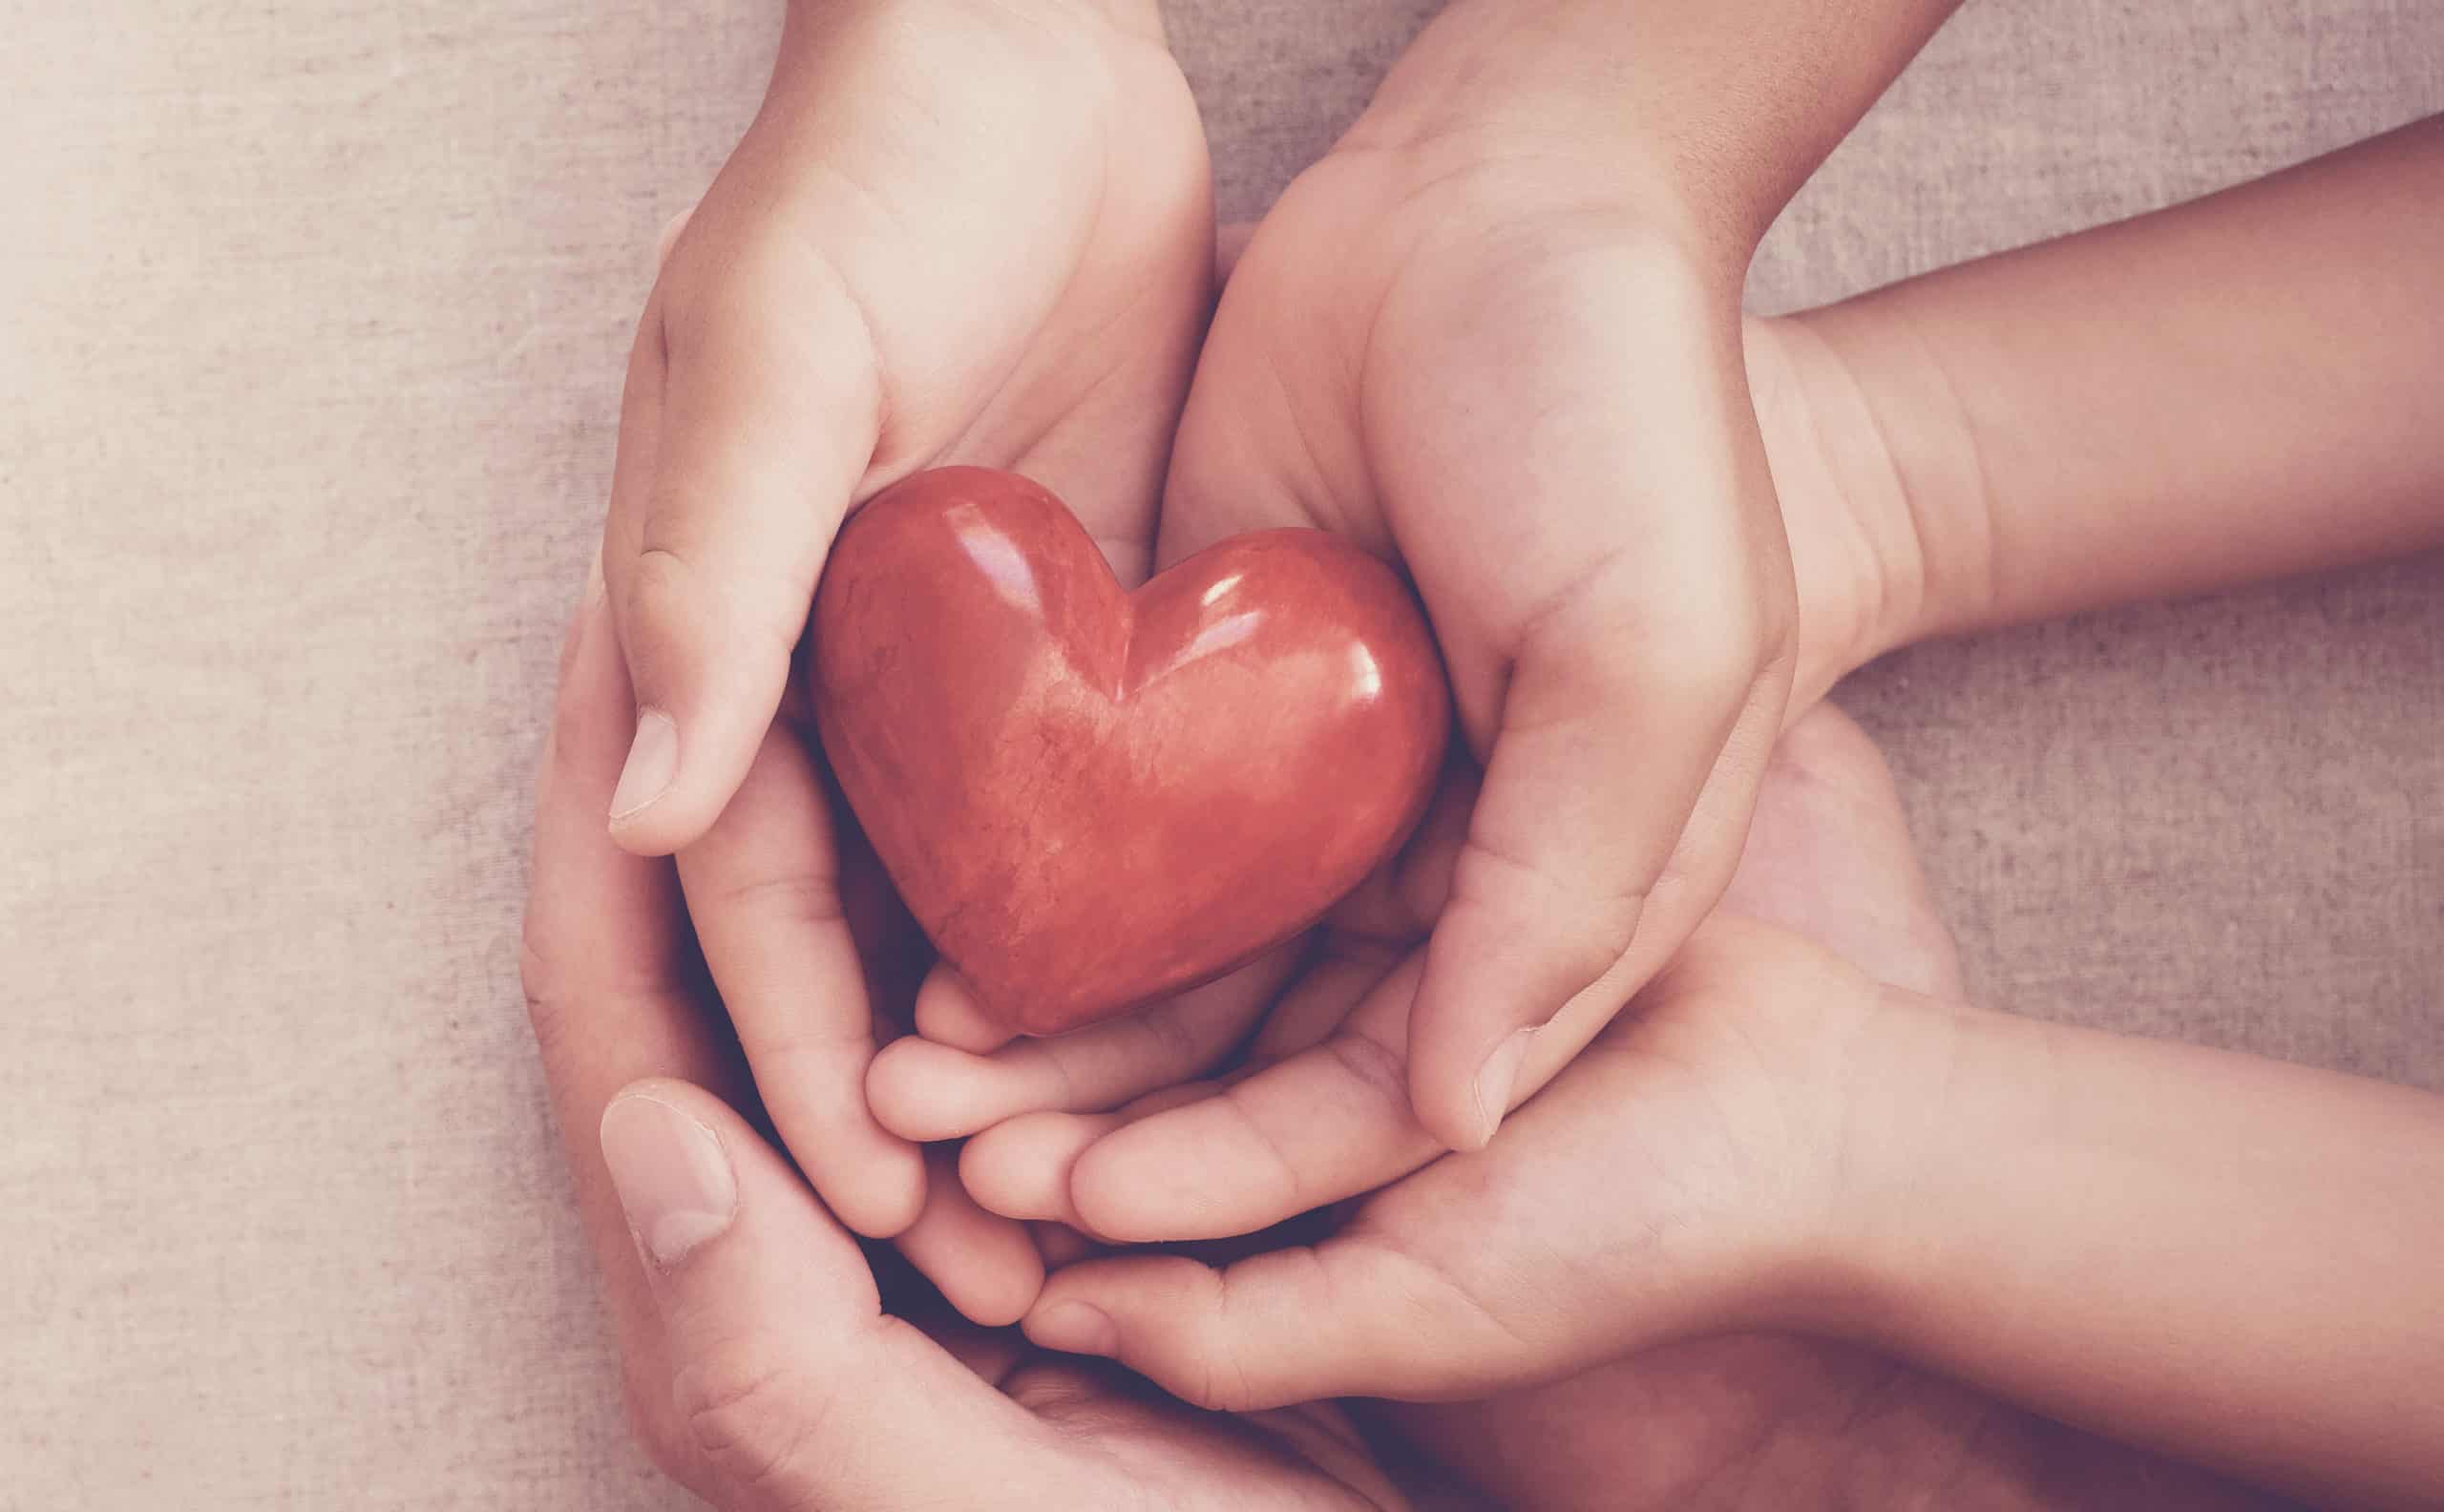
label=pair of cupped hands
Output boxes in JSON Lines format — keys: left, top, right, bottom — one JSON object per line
{"left": 524, "top": 1, "right": 2004, "bottom": 1505}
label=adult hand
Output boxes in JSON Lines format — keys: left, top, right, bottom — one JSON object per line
{"left": 523, "top": 585, "right": 1413, "bottom": 1511}
{"left": 592, "top": 0, "right": 1212, "bottom": 1249}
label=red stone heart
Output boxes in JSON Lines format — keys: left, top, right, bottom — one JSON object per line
{"left": 811, "top": 467, "right": 1450, "bottom": 1038}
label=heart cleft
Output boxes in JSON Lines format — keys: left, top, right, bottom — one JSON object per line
{"left": 811, "top": 466, "right": 1450, "bottom": 1038}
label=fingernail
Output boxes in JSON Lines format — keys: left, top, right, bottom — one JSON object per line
{"left": 1028, "top": 1300, "right": 1118, "bottom": 1357}
{"left": 1466, "top": 1028, "right": 1536, "bottom": 1150}
{"left": 600, "top": 1093, "right": 737, "bottom": 1267}
{"left": 609, "top": 709, "right": 677, "bottom": 823}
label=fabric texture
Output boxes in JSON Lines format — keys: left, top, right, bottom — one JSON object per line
{"left": 4, "top": 2, "right": 2436, "bottom": 1506}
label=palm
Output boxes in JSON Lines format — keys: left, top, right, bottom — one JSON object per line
{"left": 1351, "top": 711, "right": 2273, "bottom": 1512}
{"left": 626, "top": 0, "right": 1216, "bottom": 1292}
{"left": 762, "top": 1, "right": 1212, "bottom": 562}
{"left": 955, "top": 1343, "right": 1409, "bottom": 1511}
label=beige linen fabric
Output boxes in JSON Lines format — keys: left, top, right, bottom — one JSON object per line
{"left": 3, "top": 2, "right": 2436, "bottom": 1506}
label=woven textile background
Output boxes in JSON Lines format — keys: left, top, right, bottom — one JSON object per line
{"left": 4, "top": 2, "right": 2436, "bottom": 1505}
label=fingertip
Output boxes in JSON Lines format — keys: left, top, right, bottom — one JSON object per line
{"left": 1446, "top": 1025, "right": 1534, "bottom": 1153}
{"left": 864, "top": 1037, "right": 995, "bottom": 1142}
{"left": 604, "top": 707, "right": 684, "bottom": 848}
{"left": 1020, "top": 1298, "right": 1119, "bottom": 1359}
{"left": 959, "top": 1112, "right": 1114, "bottom": 1227}
{"left": 899, "top": 1153, "right": 1047, "bottom": 1329}
{"left": 602, "top": 550, "right": 801, "bottom": 856}
{"left": 828, "top": 1138, "right": 931, "bottom": 1241}
{"left": 914, "top": 967, "right": 1017, "bottom": 1054}
{"left": 951, "top": 1253, "right": 1044, "bottom": 1332}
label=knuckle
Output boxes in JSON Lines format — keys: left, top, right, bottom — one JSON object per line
{"left": 621, "top": 544, "right": 701, "bottom": 642}
{"left": 1317, "top": 1032, "right": 1411, "bottom": 1121}
{"left": 701, "top": 869, "right": 848, "bottom": 931}
{"left": 619, "top": 1364, "right": 700, "bottom": 1490}
{"left": 1189, "top": 1292, "right": 1258, "bottom": 1415}
{"left": 673, "top": 1348, "right": 823, "bottom": 1503}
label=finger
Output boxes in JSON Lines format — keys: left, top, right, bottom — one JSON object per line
{"left": 600, "top": 1079, "right": 1065, "bottom": 1509}
{"left": 676, "top": 717, "right": 927, "bottom": 1238}
{"left": 959, "top": 1111, "right": 1127, "bottom": 1228}
{"left": 1066, "top": 958, "right": 1445, "bottom": 1243}
{"left": 866, "top": 952, "right": 1289, "bottom": 1141}
{"left": 1249, "top": 935, "right": 1398, "bottom": 1062}
{"left": 1426, "top": 663, "right": 1792, "bottom": 1165}
{"left": 603, "top": 227, "right": 884, "bottom": 854}
{"left": 895, "top": 1144, "right": 1046, "bottom": 1328}
{"left": 1022, "top": 1233, "right": 1532, "bottom": 1412}
{"left": 912, "top": 967, "right": 1019, "bottom": 1055}
{"left": 521, "top": 576, "right": 745, "bottom": 1471}
{"left": 1245, "top": 764, "right": 1472, "bottom": 1062}
{"left": 1392, "top": 293, "right": 1796, "bottom": 1148}
{"left": 1030, "top": 1222, "right": 1106, "bottom": 1270}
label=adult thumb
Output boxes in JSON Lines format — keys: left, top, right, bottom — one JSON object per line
{"left": 600, "top": 1078, "right": 1055, "bottom": 1509}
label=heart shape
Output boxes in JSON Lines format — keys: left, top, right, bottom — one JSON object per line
{"left": 811, "top": 467, "right": 1450, "bottom": 1037}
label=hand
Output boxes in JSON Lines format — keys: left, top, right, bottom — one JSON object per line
{"left": 1009, "top": 725, "right": 1942, "bottom": 1406}
{"left": 1018, "top": 705, "right": 2279, "bottom": 1510}
{"left": 863, "top": 276, "right": 1928, "bottom": 1245}
{"left": 523, "top": 588, "right": 1414, "bottom": 1511}
{"left": 588, "top": 0, "right": 1213, "bottom": 1259}
{"left": 861, "top": 0, "right": 1960, "bottom": 1228}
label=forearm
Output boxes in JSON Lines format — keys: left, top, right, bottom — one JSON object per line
{"left": 1843, "top": 993, "right": 2444, "bottom": 1508}
{"left": 1346, "top": 0, "right": 1964, "bottom": 261}
{"left": 1797, "top": 115, "right": 2444, "bottom": 650}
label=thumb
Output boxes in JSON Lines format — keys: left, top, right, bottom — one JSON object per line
{"left": 600, "top": 1078, "right": 1058, "bottom": 1509}
{"left": 602, "top": 225, "right": 883, "bottom": 854}
{"left": 1406, "top": 579, "right": 1790, "bottom": 1152}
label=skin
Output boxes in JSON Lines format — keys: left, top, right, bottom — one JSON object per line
{"left": 525, "top": 583, "right": 1413, "bottom": 1511}
{"left": 908, "top": 117, "right": 2444, "bottom": 1268}
{"left": 528, "top": 595, "right": 2281, "bottom": 1510}
{"left": 916, "top": 116, "right": 2444, "bottom": 1511}
{"left": 545, "top": 1, "right": 2444, "bottom": 1501}
{"left": 591, "top": 0, "right": 1972, "bottom": 1272}
{"left": 1365, "top": 707, "right": 2279, "bottom": 1512}
{"left": 586, "top": 0, "right": 1212, "bottom": 1303}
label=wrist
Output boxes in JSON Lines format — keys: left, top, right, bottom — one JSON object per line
{"left": 1756, "top": 304, "right": 1997, "bottom": 682}
{"left": 1338, "top": 1, "right": 1758, "bottom": 272}
{"left": 1737, "top": 981, "right": 1991, "bottom": 1342}
{"left": 1817, "top": 995, "right": 2072, "bottom": 1357}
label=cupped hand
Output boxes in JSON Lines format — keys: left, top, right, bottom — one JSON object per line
{"left": 997, "top": 708, "right": 1948, "bottom": 1411}
{"left": 1003, "top": 705, "right": 2274, "bottom": 1509}
{"left": 588, "top": 0, "right": 1212, "bottom": 1254}
{"left": 864, "top": 190, "right": 1925, "bottom": 1242}
{"left": 524, "top": 588, "right": 1414, "bottom": 1512}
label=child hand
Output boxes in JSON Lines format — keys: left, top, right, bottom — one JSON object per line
{"left": 1002, "top": 707, "right": 1959, "bottom": 1405}
{"left": 588, "top": 0, "right": 1211, "bottom": 1251}
{"left": 1010, "top": 914, "right": 1918, "bottom": 1406}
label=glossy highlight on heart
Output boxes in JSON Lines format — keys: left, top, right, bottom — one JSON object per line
{"left": 811, "top": 467, "right": 1450, "bottom": 1037}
